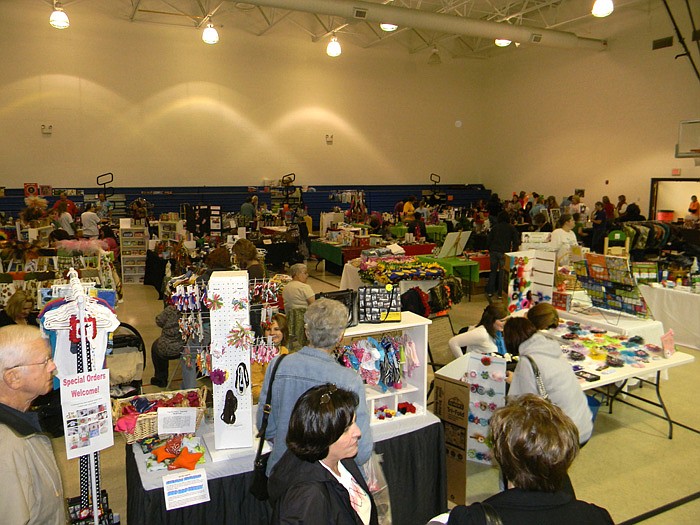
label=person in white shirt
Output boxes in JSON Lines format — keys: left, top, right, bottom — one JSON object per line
{"left": 80, "top": 203, "right": 101, "bottom": 239}
{"left": 282, "top": 264, "right": 316, "bottom": 310}
{"left": 448, "top": 304, "right": 509, "bottom": 358}
{"left": 549, "top": 214, "right": 578, "bottom": 265}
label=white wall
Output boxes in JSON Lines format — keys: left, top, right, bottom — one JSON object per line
{"left": 0, "top": 0, "right": 698, "bottom": 215}
{"left": 477, "top": 2, "right": 700, "bottom": 210}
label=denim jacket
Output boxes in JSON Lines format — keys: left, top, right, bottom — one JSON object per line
{"left": 257, "top": 346, "right": 374, "bottom": 475}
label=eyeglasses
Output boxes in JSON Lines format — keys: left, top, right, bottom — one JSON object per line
{"left": 320, "top": 384, "right": 338, "bottom": 405}
{"left": 5, "top": 356, "right": 53, "bottom": 371}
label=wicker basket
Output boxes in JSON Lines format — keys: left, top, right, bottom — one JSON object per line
{"left": 112, "top": 386, "right": 208, "bottom": 444}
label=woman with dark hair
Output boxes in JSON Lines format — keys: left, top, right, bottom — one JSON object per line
{"left": 446, "top": 395, "right": 613, "bottom": 524}
{"left": 506, "top": 317, "right": 593, "bottom": 445}
{"left": 232, "top": 238, "right": 264, "bottom": 279}
{"left": 503, "top": 317, "right": 537, "bottom": 357}
{"left": 268, "top": 384, "right": 379, "bottom": 525}
{"left": 549, "top": 214, "right": 578, "bottom": 264}
{"left": 447, "top": 304, "right": 509, "bottom": 358}
{"left": 99, "top": 225, "right": 120, "bottom": 258}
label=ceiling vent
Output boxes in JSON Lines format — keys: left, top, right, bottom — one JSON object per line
{"left": 530, "top": 34, "right": 543, "bottom": 43}
{"left": 353, "top": 8, "right": 368, "bottom": 19}
{"left": 652, "top": 36, "right": 674, "bottom": 50}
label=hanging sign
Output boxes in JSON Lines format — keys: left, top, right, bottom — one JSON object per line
{"left": 60, "top": 370, "right": 114, "bottom": 459}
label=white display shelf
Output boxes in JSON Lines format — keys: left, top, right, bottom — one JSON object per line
{"left": 119, "top": 226, "right": 148, "bottom": 285}
{"left": 341, "top": 311, "right": 430, "bottom": 426}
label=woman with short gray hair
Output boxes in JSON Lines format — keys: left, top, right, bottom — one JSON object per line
{"left": 257, "top": 299, "right": 373, "bottom": 476}
{"left": 304, "top": 298, "right": 347, "bottom": 349}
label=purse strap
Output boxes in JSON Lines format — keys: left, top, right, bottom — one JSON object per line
{"left": 476, "top": 502, "right": 504, "bottom": 525}
{"left": 524, "top": 355, "right": 549, "bottom": 400}
{"left": 254, "top": 354, "right": 287, "bottom": 461}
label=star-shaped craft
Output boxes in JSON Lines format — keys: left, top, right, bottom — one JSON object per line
{"left": 152, "top": 445, "right": 177, "bottom": 463}
{"left": 169, "top": 447, "right": 204, "bottom": 470}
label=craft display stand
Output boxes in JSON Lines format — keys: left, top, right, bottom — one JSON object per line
{"left": 504, "top": 249, "right": 556, "bottom": 312}
{"left": 343, "top": 311, "right": 429, "bottom": 423}
{"left": 41, "top": 269, "right": 120, "bottom": 525}
{"left": 573, "top": 253, "right": 649, "bottom": 318}
{"left": 208, "top": 271, "right": 254, "bottom": 450}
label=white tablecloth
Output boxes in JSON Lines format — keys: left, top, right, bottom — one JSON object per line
{"left": 640, "top": 284, "right": 700, "bottom": 349}
{"left": 561, "top": 292, "right": 665, "bottom": 346}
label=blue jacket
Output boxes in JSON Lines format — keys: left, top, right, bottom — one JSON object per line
{"left": 257, "top": 346, "right": 373, "bottom": 475}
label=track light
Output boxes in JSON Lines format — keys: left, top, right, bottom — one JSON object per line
{"left": 49, "top": 2, "right": 69, "bottom": 30}
{"left": 494, "top": 39, "right": 512, "bottom": 47}
{"left": 327, "top": 36, "right": 341, "bottom": 57}
{"left": 202, "top": 24, "right": 219, "bottom": 44}
{"left": 591, "top": 0, "right": 614, "bottom": 18}
{"left": 380, "top": 23, "right": 398, "bottom": 32}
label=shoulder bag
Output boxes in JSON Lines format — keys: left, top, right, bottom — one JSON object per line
{"left": 249, "top": 353, "right": 287, "bottom": 501}
{"left": 523, "top": 355, "right": 549, "bottom": 400}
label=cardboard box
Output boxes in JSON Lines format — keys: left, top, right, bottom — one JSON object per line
{"left": 434, "top": 355, "right": 471, "bottom": 504}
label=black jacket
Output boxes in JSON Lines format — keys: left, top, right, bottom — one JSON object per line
{"left": 487, "top": 222, "right": 520, "bottom": 254}
{"left": 268, "top": 450, "right": 379, "bottom": 525}
{"left": 447, "top": 488, "right": 613, "bottom": 525}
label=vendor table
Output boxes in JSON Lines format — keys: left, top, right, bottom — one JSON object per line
{"left": 415, "top": 255, "right": 480, "bottom": 284}
{"left": 126, "top": 413, "right": 446, "bottom": 525}
{"left": 561, "top": 294, "right": 665, "bottom": 346}
{"left": 339, "top": 262, "right": 440, "bottom": 294}
{"left": 425, "top": 224, "right": 448, "bottom": 243}
{"left": 254, "top": 240, "right": 298, "bottom": 269}
{"left": 389, "top": 225, "right": 408, "bottom": 238}
{"left": 311, "top": 240, "right": 436, "bottom": 275}
{"left": 577, "top": 351, "right": 694, "bottom": 439}
{"left": 639, "top": 284, "right": 700, "bottom": 350}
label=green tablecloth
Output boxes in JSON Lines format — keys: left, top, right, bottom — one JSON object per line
{"left": 310, "top": 240, "right": 343, "bottom": 266}
{"left": 389, "top": 225, "right": 408, "bottom": 238}
{"left": 415, "top": 255, "right": 480, "bottom": 283}
{"left": 390, "top": 223, "right": 447, "bottom": 242}
{"left": 425, "top": 224, "right": 448, "bottom": 243}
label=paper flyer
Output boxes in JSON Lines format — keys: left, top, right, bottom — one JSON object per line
{"left": 60, "top": 370, "right": 114, "bottom": 459}
{"left": 163, "top": 469, "right": 211, "bottom": 510}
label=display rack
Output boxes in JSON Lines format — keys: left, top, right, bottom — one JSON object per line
{"left": 342, "top": 311, "right": 429, "bottom": 423}
{"left": 120, "top": 226, "right": 148, "bottom": 284}
{"left": 574, "top": 253, "right": 649, "bottom": 317}
{"left": 157, "top": 220, "right": 180, "bottom": 241}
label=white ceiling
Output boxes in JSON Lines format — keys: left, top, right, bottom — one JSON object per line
{"left": 47, "top": 0, "right": 693, "bottom": 60}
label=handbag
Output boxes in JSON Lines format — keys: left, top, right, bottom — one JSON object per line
{"left": 315, "top": 289, "right": 359, "bottom": 327}
{"left": 524, "top": 355, "right": 549, "bottom": 400}
{"left": 249, "top": 354, "right": 287, "bottom": 501}
{"left": 358, "top": 285, "right": 401, "bottom": 323}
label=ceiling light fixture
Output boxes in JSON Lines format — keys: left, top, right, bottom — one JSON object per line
{"left": 327, "top": 36, "right": 341, "bottom": 57}
{"left": 202, "top": 23, "right": 219, "bottom": 44}
{"left": 380, "top": 23, "right": 398, "bottom": 32}
{"left": 49, "top": 2, "right": 70, "bottom": 30}
{"left": 428, "top": 46, "right": 441, "bottom": 65}
{"left": 591, "top": 0, "right": 614, "bottom": 18}
{"left": 494, "top": 38, "right": 512, "bottom": 47}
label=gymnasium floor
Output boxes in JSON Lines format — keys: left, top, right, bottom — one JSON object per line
{"left": 51, "top": 262, "right": 700, "bottom": 524}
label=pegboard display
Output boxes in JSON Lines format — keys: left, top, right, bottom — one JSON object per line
{"left": 208, "top": 271, "right": 254, "bottom": 450}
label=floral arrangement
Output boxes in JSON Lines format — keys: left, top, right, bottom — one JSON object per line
{"left": 358, "top": 256, "right": 446, "bottom": 284}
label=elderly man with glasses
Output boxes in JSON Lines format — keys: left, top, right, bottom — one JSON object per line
{"left": 0, "top": 325, "right": 65, "bottom": 525}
